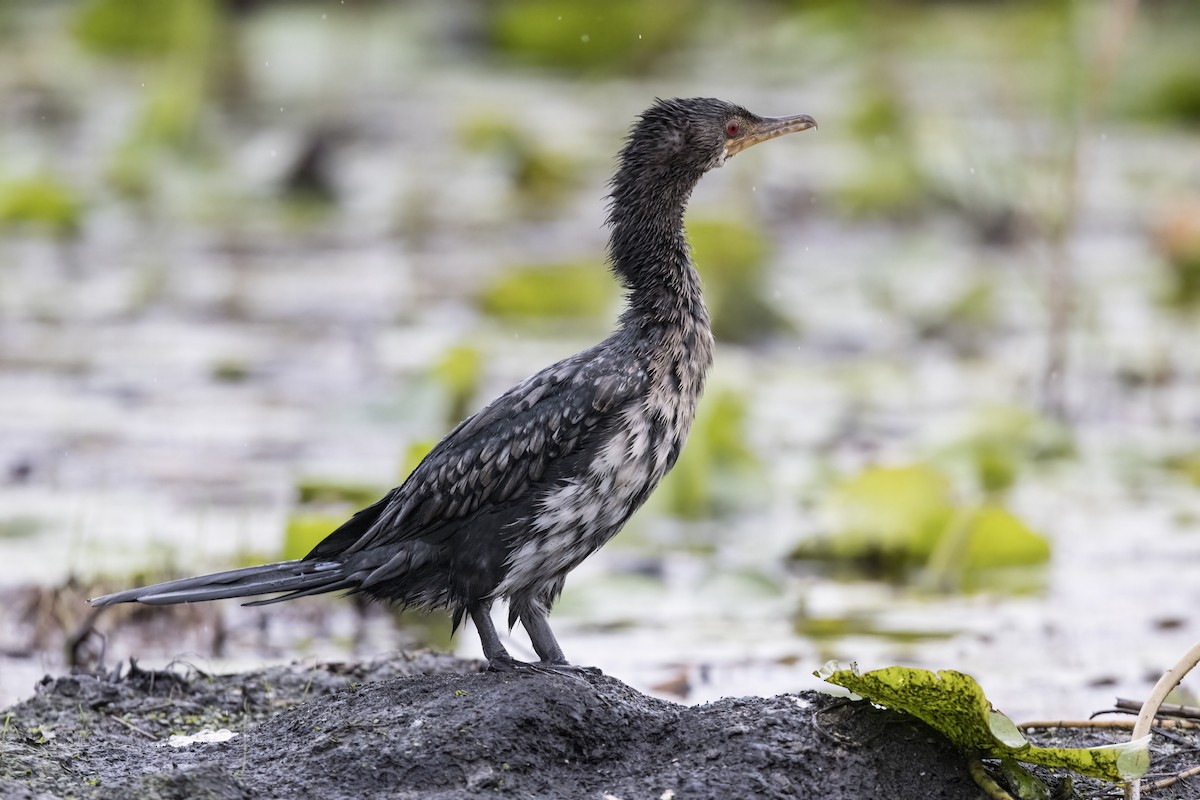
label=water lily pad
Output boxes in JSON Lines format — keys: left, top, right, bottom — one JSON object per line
{"left": 687, "top": 218, "right": 795, "bottom": 344}
{"left": 823, "top": 464, "right": 957, "bottom": 560}
{"left": 793, "top": 464, "right": 1050, "bottom": 582}
{"left": 433, "top": 344, "right": 483, "bottom": 426}
{"left": 281, "top": 514, "right": 344, "bottom": 562}
{"left": 295, "top": 479, "right": 385, "bottom": 510}
{"left": 820, "top": 663, "right": 1149, "bottom": 783}
{"left": 486, "top": 0, "right": 697, "bottom": 74}
{"left": 479, "top": 261, "right": 615, "bottom": 323}
{"left": 0, "top": 176, "right": 84, "bottom": 237}
{"left": 660, "top": 388, "right": 762, "bottom": 519}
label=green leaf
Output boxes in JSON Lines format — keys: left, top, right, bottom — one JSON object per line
{"left": 294, "top": 478, "right": 384, "bottom": 510}
{"left": 400, "top": 440, "right": 436, "bottom": 484}
{"left": 478, "top": 261, "right": 615, "bottom": 322}
{"left": 659, "top": 389, "right": 762, "bottom": 519}
{"left": 962, "top": 505, "right": 1050, "bottom": 568}
{"left": 820, "top": 663, "right": 1148, "bottom": 783}
{"left": 0, "top": 176, "right": 84, "bottom": 237}
{"left": 687, "top": 218, "right": 794, "bottom": 344}
{"left": 827, "top": 464, "right": 956, "bottom": 558}
{"left": 281, "top": 514, "right": 344, "bottom": 562}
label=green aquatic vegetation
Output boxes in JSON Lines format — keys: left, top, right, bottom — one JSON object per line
{"left": 433, "top": 344, "right": 483, "bottom": 426}
{"left": 793, "top": 613, "right": 956, "bottom": 644}
{"left": 820, "top": 664, "right": 1149, "bottom": 786}
{"left": 835, "top": 154, "right": 930, "bottom": 219}
{"left": 847, "top": 90, "right": 907, "bottom": 144}
{"left": 485, "top": 0, "right": 697, "bottom": 75}
{"left": 911, "top": 279, "right": 998, "bottom": 358}
{"left": 1122, "top": 51, "right": 1200, "bottom": 128}
{"left": 74, "top": 0, "right": 183, "bottom": 57}
{"left": 388, "top": 607, "right": 456, "bottom": 651}
{"left": 478, "top": 261, "right": 615, "bottom": 324}
{"left": 1160, "top": 451, "right": 1200, "bottom": 488}
{"left": 942, "top": 406, "right": 1075, "bottom": 497}
{"left": 295, "top": 478, "right": 385, "bottom": 510}
{"left": 89, "top": 0, "right": 219, "bottom": 197}
{"left": 281, "top": 514, "right": 344, "bottom": 562}
{"left": 660, "top": 389, "right": 762, "bottom": 520}
{"left": 1144, "top": 67, "right": 1200, "bottom": 126}
{"left": 1153, "top": 199, "right": 1200, "bottom": 308}
{"left": 210, "top": 359, "right": 251, "bottom": 383}
{"left": 0, "top": 516, "right": 44, "bottom": 540}
{"left": 823, "top": 464, "right": 955, "bottom": 560}
{"left": 687, "top": 218, "right": 795, "bottom": 343}
{"left": 0, "top": 176, "right": 84, "bottom": 237}
{"left": 459, "top": 113, "right": 582, "bottom": 213}
{"left": 791, "top": 463, "right": 1050, "bottom": 584}
{"left": 400, "top": 440, "right": 435, "bottom": 484}
{"left": 836, "top": 80, "right": 934, "bottom": 220}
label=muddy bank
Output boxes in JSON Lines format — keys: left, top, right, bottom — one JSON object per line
{"left": 0, "top": 652, "right": 992, "bottom": 799}
{"left": 4, "top": 652, "right": 1195, "bottom": 799}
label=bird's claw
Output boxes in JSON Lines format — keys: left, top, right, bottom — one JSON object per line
{"left": 486, "top": 658, "right": 602, "bottom": 678}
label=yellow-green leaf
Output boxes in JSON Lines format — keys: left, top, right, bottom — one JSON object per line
{"left": 819, "top": 663, "right": 1148, "bottom": 783}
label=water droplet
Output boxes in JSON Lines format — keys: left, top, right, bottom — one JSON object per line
{"left": 581, "top": 34, "right": 589, "bottom": 43}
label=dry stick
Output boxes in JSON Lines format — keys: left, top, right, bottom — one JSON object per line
{"left": 1147, "top": 764, "right": 1200, "bottom": 792}
{"left": 1126, "top": 640, "right": 1200, "bottom": 800}
{"left": 110, "top": 715, "right": 158, "bottom": 741}
{"left": 1020, "top": 719, "right": 1199, "bottom": 731}
{"left": 1115, "top": 699, "right": 1200, "bottom": 721}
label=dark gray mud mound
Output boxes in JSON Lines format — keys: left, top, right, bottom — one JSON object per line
{"left": 0, "top": 652, "right": 984, "bottom": 799}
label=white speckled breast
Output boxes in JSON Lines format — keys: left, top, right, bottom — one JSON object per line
{"left": 496, "top": 309, "right": 714, "bottom": 602}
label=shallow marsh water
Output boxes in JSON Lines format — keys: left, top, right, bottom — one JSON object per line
{"left": 2, "top": 3, "right": 1199, "bottom": 725}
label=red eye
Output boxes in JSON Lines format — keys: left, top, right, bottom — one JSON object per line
{"left": 725, "top": 120, "right": 740, "bottom": 137}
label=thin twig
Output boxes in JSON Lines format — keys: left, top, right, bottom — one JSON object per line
{"left": 1145, "top": 764, "right": 1200, "bottom": 792}
{"left": 1115, "top": 698, "right": 1200, "bottom": 721}
{"left": 109, "top": 715, "right": 158, "bottom": 741}
{"left": 1020, "top": 719, "right": 1199, "bottom": 731}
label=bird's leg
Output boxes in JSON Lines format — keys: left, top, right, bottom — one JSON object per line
{"left": 470, "top": 600, "right": 519, "bottom": 671}
{"left": 518, "top": 607, "right": 566, "bottom": 663}
{"left": 520, "top": 607, "right": 602, "bottom": 676}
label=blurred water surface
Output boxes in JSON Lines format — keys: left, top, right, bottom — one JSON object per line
{"left": 1, "top": 1, "right": 1199, "bottom": 719}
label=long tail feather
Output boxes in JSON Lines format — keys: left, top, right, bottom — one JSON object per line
{"left": 89, "top": 560, "right": 350, "bottom": 607}
{"left": 242, "top": 576, "right": 363, "bottom": 606}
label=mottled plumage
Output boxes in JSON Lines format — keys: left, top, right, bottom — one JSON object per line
{"left": 91, "top": 98, "right": 817, "bottom": 671}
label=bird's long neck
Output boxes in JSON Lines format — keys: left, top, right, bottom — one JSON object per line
{"left": 607, "top": 158, "right": 709, "bottom": 331}
{"left": 605, "top": 154, "right": 714, "bottom": 478}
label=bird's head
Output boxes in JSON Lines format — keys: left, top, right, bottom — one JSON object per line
{"left": 619, "top": 97, "right": 817, "bottom": 185}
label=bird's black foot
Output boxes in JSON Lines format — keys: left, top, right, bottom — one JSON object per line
{"left": 537, "top": 661, "right": 603, "bottom": 677}
{"left": 485, "top": 657, "right": 601, "bottom": 678}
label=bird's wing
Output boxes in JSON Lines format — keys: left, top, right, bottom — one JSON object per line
{"left": 306, "top": 350, "right": 648, "bottom": 560}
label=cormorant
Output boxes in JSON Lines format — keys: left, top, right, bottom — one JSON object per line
{"left": 91, "top": 98, "right": 817, "bottom": 671}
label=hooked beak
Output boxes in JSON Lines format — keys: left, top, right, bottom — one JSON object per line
{"left": 726, "top": 113, "right": 818, "bottom": 157}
